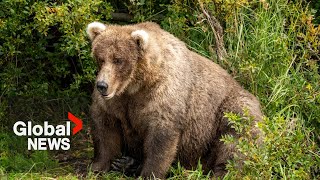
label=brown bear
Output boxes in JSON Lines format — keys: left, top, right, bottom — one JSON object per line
{"left": 86, "top": 21, "right": 263, "bottom": 178}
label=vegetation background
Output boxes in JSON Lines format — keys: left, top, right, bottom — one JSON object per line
{"left": 0, "top": 0, "right": 319, "bottom": 179}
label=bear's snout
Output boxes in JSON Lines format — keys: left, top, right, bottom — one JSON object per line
{"left": 96, "top": 81, "right": 108, "bottom": 96}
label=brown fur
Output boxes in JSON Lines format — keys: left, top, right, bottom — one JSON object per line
{"left": 88, "top": 22, "right": 263, "bottom": 179}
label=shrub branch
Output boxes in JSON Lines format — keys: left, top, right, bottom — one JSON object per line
{"left": 198, "top": 1, "right": 228, "bottom": 62}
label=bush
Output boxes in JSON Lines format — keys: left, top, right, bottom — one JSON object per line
{"left": 223, "top": 112, "right": 319, "bottom": 179}
{"left": 0, "top": 0, "right": 113, "bottom": 176}
{"left": 0, "top": 0, "right": 113, "bottom": 100}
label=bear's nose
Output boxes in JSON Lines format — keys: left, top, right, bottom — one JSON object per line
{"left": 97, "top": 81, "right": 108, "bottom": 95}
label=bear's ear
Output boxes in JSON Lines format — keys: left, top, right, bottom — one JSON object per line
{"left": 131, "top": 30, "right": 149, "bottom": 50}
{"left": 86, "top": 22, "right": 107, "bottom": 41}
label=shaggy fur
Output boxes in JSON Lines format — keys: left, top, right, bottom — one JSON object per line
{"left": 87, "top": 21, "right": 263, "bottom": 179}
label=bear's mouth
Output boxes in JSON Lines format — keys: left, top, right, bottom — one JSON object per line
{"left": 102, "top": 91, "right": 116, "bottom": 100}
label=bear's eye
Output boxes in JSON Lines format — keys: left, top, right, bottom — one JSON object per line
{"left": 113, "top": 58, "right": 123, "bottom": 65}
{"left": 96, "top": 58, "right": 105, "bottom": 66}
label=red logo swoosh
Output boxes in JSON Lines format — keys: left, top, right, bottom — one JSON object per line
{"left": 68, "top": 112, "right": 83, "bottom": 135}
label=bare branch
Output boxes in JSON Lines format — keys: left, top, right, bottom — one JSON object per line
{"left": 111, "top": 13, "right": 133, "bottom": 22}
{"left": 198, "top": 1, "right": 228, "bottom": 62}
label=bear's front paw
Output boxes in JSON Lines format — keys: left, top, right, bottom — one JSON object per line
{"left": 111, "top": 156, "right": 142, "bottom": 176}
{"left": 91, "top": 161, "right": 109, "bottom": 173}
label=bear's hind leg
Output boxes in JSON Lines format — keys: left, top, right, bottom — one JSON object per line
{"left": 211, "top": 139, "right": 235, "bottom": 178}
{"left": 211, "top": 91, "right": 263, "bottom": 177}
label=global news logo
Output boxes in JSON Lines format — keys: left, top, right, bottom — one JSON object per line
{"left": 13, "top": 112, "right": 82, "bottom": 150}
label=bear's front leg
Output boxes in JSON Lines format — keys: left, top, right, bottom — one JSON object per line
{"left": 91, "top": 104, "right": 123, "bottom": 172}
{"left": 140, "top": 126, "right": 179, "bottom": 179}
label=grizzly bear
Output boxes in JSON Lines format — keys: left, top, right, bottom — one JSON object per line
{"left": 86, "top": 21, "right": 263, "bottom": 178}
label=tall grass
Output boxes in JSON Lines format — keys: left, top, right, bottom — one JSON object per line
{"left": 224, "top": 0, "right": 320, "bottom": 135}
{"left": 219, "top": 0, "right": 320, "bottom": 178}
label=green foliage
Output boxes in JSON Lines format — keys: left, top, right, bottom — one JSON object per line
{"left": 222, "top": 112, "right": 319, "bottom": 179}
{"left": 213, "top": 0, "right": 320, "bottom": 178}
{"left": 0, "top": 0, "right": 112, "bottom": 177}
{"left": 309, "top": 0, "right": 320, "bottom": 24}
{"left": 126, "top": 0, "right": 169, "bottom": 22}
{"left": 221, "top": 0, "right": 320, "bottom": 134}
{"left": 168, "top": 162, "right": 211, "bottom": 179}
{"left": 0, "top": 0, "right": 113, "bottom": 99}
{"left": 0, "top": 132, "right": 58, "bottom": 173}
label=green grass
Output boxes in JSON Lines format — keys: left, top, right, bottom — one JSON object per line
{"left": 219, "top": 0, "right": 320, "bottom": 178}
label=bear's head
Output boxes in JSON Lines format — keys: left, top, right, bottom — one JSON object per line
{"left": 86, "top": 22, "right": 150, "bottom": 99}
